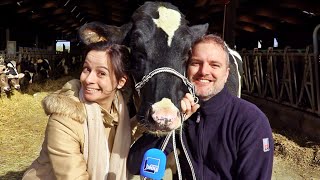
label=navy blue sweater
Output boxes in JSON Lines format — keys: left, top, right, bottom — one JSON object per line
{"left": 128, "top": 87, "right": 274, "bottom": 180}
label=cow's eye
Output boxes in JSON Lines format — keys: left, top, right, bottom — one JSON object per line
{"left": 182, "top": 56, "right": 188, "bottom": 62}
{"left": 137, "top": 54, "right": 144, "bottom": 61}
{"left": 132, "top": 53, "right": 146, "bottom": 72}
{"left": 132, "top": 30, "right": 142, "bottom": 40}
{"left": 135, "top": 52, "right": 146, "bottom": 62}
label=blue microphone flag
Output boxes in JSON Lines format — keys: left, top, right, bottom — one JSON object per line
{"left": 140, "top": 148, "right": 166, "bottom": 180}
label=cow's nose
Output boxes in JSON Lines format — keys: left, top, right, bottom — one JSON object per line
{"left": 4, "top": 87, "right": 11, "bottom": 91}
{"left": 151, "top": 98, "right": 179, "bottom": 125}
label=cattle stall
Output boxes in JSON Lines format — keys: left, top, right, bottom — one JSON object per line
{"left": 239, "top": 45, "right": 320, "bottom": 138}
{"left": 0, "top": 47, "right": 82, "bottom": 93}
{"left": 240, "top": 46, "right": 319, "bottom": 116}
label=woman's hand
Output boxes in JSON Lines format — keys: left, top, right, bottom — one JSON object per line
{"left": 180, "top": 93, "right": 200, "bottom": 120}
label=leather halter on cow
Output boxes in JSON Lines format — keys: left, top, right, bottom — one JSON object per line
{"left": 79, "top": 1, "right": 208, "bottom": 135}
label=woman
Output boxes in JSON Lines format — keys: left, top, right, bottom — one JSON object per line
{"left": 23, "top": 41, "right": 131, "bottom": 180}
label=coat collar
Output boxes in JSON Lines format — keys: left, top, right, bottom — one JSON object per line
{"left": 200, "top": 87, "right": 233, "bottom": 116}
{"left": 100, "top": 94, "right": 119, "bottom": 127}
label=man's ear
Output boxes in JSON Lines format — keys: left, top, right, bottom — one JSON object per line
{"left": 117, "top": 76, "right": 127, "bottom": 89}
{"left": 225, "top": 67, "right": 230, "bottom": 83}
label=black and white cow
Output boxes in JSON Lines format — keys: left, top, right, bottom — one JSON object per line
{"left": 19, "top": 58, "right": 37, "bottom": 91}
{"left": 57, "top": 57, "right": 69, "bottom": 75}
{"left": 32, "top": 58, "right": 52, "bottom": 83}
{"left": 79, "top": 1, "right": 208, "bottom": 135}
{"left": 5, "top": 60, "right": 25, "bottom": 90}
{"left": 20, "top": 57, "right": 36, "bottom": 76}
{"left": 51, "top": 56, "right": 70, "bottom": 80}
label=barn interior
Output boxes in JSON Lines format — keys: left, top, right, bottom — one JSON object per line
{"left": 0, "top": 1, "right": 320, "bottom": 179}
{"left": 0, "top": 0, "right": 319, "bottom": 51}
{"left": 0, "top": 0, "right": 319, "bottom": 135}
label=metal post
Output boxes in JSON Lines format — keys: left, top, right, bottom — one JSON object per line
{"left": 223, "top": 0, "right": 236, "bottom": 47}
{"left": 222, "top": 3, "right": 227, "bottom": 40}
{"left": 313, "top": 24, "right": 320, "bottom": 115}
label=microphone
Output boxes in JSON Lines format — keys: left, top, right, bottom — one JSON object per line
{"left": 140, "top": 148, "right": 166, "bottom": 180}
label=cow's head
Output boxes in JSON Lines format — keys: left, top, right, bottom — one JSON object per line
{"left": 79, "top": 1, "right": 208, "bottom": 135}
{"left": 6, "top": 60, "right": 24, "bottom": 90}
{"left": 8, "top": 73, "right": 24, "bottom": 90}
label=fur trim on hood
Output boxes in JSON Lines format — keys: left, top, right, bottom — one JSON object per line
{"left": 42, "top": 79, "right": 86, "bottom": 123}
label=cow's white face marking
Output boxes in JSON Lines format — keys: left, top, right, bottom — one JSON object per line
{"left": 152, "top": 98, "right": 177, "bottom": 111}
{"left": 153, "top": 6, "right": 181, "bottom": 47}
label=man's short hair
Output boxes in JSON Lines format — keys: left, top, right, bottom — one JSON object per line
{"left": 189, "top": 34, "right": 230, "bottom": 66}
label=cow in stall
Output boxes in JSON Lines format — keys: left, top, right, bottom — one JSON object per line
{"left": 79, "top": 1, "right": 208, "bottom": 135}
{"left": 58, "top": 57, "right": 69, "bottom": 75}
{"left": 32, "top": 57, "right": 52, "bottom": 83}
{"left": 19, "top": 57, "right": 37, "bottom": 91}
{"left": 79, "top": 1, "right": 242, "bottom": 135}
{"left": 5, "top": 60, "right": 25, "bottom": 91}
{"left": 51, "top": 56, "right": 69, "bottom": 79}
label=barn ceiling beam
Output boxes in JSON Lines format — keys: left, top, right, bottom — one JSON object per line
{"left": 238, "top": 15, "right": 276, "bottom": 31}
{"left": 238, "top": 7, "right": 305, "bottom": 25}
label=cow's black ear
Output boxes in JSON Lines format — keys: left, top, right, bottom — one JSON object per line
{"left": 189, "top": 23, "right": 209, "bottom": 43}
{"left": 117, "top": 22, "right": 133, "bottom": 44}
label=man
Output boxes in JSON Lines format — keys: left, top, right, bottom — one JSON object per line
{"left": 128, "top": 34, "right": 274, "bottom": 180}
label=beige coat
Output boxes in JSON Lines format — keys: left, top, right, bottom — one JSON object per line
{"left": 22, "top": 79, "right": 131, "bottom": 180}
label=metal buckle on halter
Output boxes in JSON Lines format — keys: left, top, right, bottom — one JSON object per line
{"left": 134, "top": 67, "right": 198, "bottom": 103}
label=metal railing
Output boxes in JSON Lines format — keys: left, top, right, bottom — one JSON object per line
{"left": 240, "top": 45, "right": 320, "bottom": 116}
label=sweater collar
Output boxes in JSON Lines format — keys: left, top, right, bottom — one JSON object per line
{"left": 100, "top": 93, "right": 120, "bottom": 127}
{"left": 199, "top": 87, "right": 231, "bottom": 115}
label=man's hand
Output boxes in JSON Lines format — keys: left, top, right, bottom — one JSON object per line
{"left": 180, "top": 93, "right": 200, "bottom": 120}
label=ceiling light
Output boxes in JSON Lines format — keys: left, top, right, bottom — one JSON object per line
{"left": 17, "top": 1, "right": 23, "bottom": 6}
{"left": 71, "top": 6, "right": 77, "bottom": 13}
{"left": 302, "top": 10, "right": 315, "bottom": 16}
{"left": 64, "top": 0, "right": 70, "bottom": 6}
